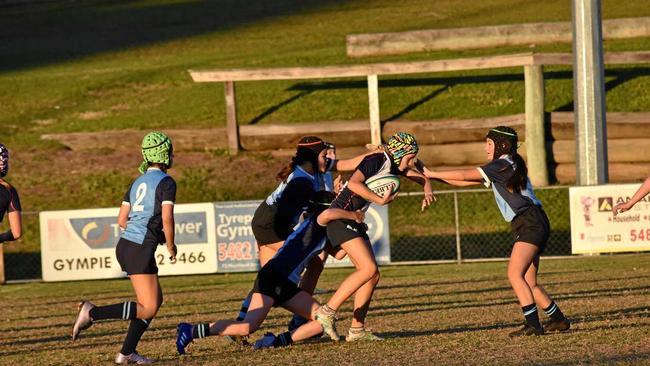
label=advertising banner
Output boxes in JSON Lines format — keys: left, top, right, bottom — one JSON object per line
{"left": 570, "top": 184, "right": 650, "bottom": 254}
{"left": 40, "top": 203, "right": 216, "bottom": 282}
{"left": 214, "top": 200, "right": 391, "bottom": 272}
{"left": 214, "top": 200, "right": 260, "bottom": 272}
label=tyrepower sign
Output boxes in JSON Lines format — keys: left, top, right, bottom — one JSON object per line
{"left": 40, "top": 203, "right": 216, "bottom": 282}
{"left": 214, "top": 200, "right": 391, "bottom": 272}
{"left": 570, "top": 184, "right": 650, "bottom": 254}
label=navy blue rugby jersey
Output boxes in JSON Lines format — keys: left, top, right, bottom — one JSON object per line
{"left": 264, "top": 166, "right": 321, "bottom": 228}
{"left": 267, "top": 215, "right": 327, "bottom": 284}
{"left": 121, "top": 168, "right": 176, "bottom": 245}
{"left": 0, "top": 181, "right": 21, "bottom": 223}
{"left": 478, "top": 155, "right": 541, "bottom": 222}
{"left": 330, "top": 152, "right": 402, "bottom": 212}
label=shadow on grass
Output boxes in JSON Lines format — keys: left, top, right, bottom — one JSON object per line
{"left": 0, "top": 331, "right": 174, "bottom": 357}
{"left": 553, "top": 67, "right": 650, "bottom": 112}
{"left": 0, "top": 0, "right": 343, "bottom": 73}
{"left": 377, "top": 305, "right": 650, "bottom": 341}
{"left": 539, "top": 352, "right": 650, "bottom": 366}
{"left": 371, "top": 285, "right": 650, "bottom": 317}
{"left": 378, "top": 321, "right": 517, "bottom": 339}
{"left": 250, "top": 67, "right": 650, "bottom": 125}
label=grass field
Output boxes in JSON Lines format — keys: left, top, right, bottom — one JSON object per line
{"left": 2, "top": 0, "right": 650, "bottom": 260}
{"left": 1, "top": 255, "right": 649, "bottom": 365}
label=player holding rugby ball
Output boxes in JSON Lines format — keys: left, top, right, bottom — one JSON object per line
{"left": 310, "top": 132, "right": 434, "bottom": 342}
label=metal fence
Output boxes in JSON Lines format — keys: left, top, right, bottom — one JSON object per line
{"left": 2, "top": 186, "right": 571, "bottom": 281}
{"left": 389, "top": 186, "right": 571, "bottom": 263}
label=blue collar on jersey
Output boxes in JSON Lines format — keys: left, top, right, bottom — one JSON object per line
{"left": 294, "top": 165, "right": 315, "bottom": 180}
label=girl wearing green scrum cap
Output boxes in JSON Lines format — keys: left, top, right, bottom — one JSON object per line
{"left": 72, "top": 131, "right": 177, "bottom": 364}
{"left": 418, "top": 126, "right": 570, "bottom": 337}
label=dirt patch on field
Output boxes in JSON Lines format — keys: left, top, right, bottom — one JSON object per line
{"left": 77, "top": 111, "right": 108, "bottom": 120}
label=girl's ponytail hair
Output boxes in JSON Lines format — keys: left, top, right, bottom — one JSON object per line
{"left": 486, "top": 126, "right": 527, "bottom": 193}
{"left": 276, "top": 158, "right": 297, "bottom": 182}
{"left": 508, "top": 152, "right": 528, "bottom": 193}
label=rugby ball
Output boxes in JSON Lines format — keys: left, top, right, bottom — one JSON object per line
{"left": 366, "top": 174, "right": 400, "bottom": 196}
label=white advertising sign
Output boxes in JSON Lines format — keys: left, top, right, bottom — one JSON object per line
{"left": 570, "top": 184, "right": 650, "bottom": 254}
{"left": 40, "top": 203, "right": 217, "bottom": 282}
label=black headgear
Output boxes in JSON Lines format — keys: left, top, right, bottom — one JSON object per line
{"left": 295, "top": 136, "right": 330, "bottom": 171}
{"left": 486, "top": 126, "right": 518, "bottom": 160}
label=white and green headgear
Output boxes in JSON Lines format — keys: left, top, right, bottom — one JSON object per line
{"left": 139, "top": 132, "right": 173, "bottom": 173}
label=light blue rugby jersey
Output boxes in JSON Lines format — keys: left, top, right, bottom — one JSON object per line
{"left": 121, "top": 168, "right": 176, "bottom": 245}
{"left": 477, "top": 155, "right": 541, "bottom": 222}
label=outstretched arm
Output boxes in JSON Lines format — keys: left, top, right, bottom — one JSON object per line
{"left": 432, "top": 177, "right": 482, "bottom": 187}
{"left": 415, "top": 159, "right": 481, "bottom": 187}
{"left": 423, "top": 167, "right": 483, "bottom": 187}
{"left": 334, "top": 151, "right": 379, "bottom": 172}
{"left": 613, "top": 177, "right": 650, "bottom": 216}
{"left": 404, "top": 168, "right": 435, "bottom": 211}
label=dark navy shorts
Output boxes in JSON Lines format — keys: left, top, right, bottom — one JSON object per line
{"left": 252, "top": 264, "right": 301, "bottom": 307}
{"left": 116, "top": 238, "right": 158, "bottom": 275}
{"left": 511, "top": 205, "right": 550, "bottom": 254}
{"left": 251, "top": 202, "right": 293, "bottom": 246}
{"left": 326, "top": 219, "right": 369, "bottom": 248}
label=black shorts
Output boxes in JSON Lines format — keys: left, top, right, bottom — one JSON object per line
{"left": 116, "top": 238, "right": 158, "bottom": 275}
{"left": 511, "top": 205, "right": 550, "bottom": 254}
{"left": 326, "top": 219, "right": 369, "bottom": 248}
{"left": 251, "top": 202, "right": 293, "bottom": 246}
{"left": 252, "top": 264, "right": 301, "bottom": 307}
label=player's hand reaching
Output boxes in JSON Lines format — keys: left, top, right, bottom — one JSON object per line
{"left": 422, "top": 194, "right": 435, "bottom": 211}
{"left": 421, "top": 179, "right": 436, "bottom": 211}
{"left": 612, "top": 202, "right": 633, "bottom": 217}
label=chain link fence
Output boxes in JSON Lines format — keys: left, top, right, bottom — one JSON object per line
{"left": 389, "top": 186, "right": 571, "bottom": 262}
{"left": 2, "top": 211, "right": 41, "bottom": 281}
{"left": 2, "top": 187, "right": 571, "bottom": 282}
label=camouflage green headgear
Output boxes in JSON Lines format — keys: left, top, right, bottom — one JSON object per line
{"left": 386, "top": 132, "right": 419, "bottom": 165}
{"left": 139, "top": 132, "right": 173, "bottom": 173}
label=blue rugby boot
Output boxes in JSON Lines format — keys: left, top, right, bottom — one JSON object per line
{"left": 176, "top": 323, "right": 194, "bottom": 355}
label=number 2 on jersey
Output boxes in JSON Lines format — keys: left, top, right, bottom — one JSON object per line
{"left": 132, "top": 183, "right": 147, "bottom": 212}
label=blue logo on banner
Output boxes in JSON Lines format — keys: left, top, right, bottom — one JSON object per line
{"left": 70, "top": 217, "right": 120, "bottom": 249}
